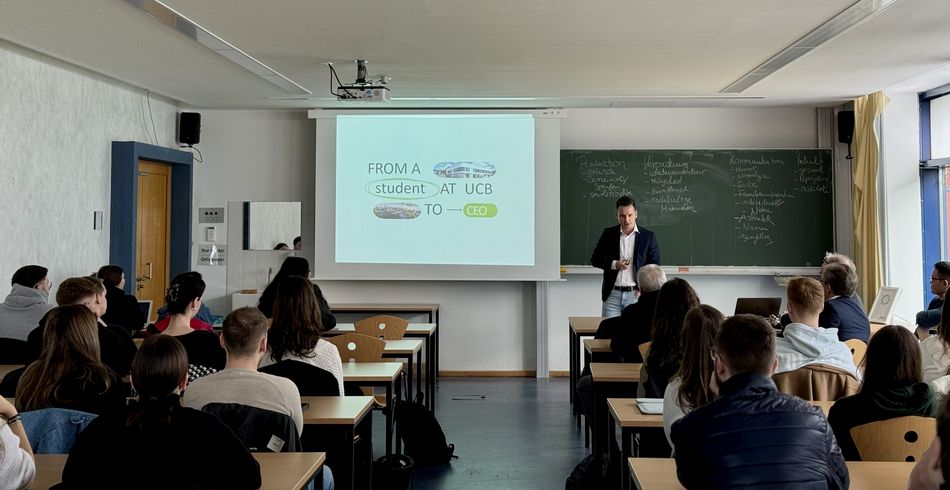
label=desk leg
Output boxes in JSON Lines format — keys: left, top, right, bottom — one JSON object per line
{"left": 342, "top": 424, "right": 355, "bottom": 490}
{"left": 608, "top": 416, "right": 619, "bottom": 488}
{"left": 416, "top": 349, "right": 423, "bottom": 403}
{"left": 621, "top": 428, "right": 632, "bottom": 490}
{"left": 434, "top": 310, "right": 440, "bottom": 379}
{"left": 406, "top": 355, "right": 414, "bottom": 402}
{"left": 591, "top": 381, "right": 603, "bottom": 456}
{"left": 569, "top": 326, "right": 577, "bottom": 417}
{"left": 365, "top": 411, "right": 374, "bottom": 490}
{"left": 386, "top": 381, "right": 393, "bottom": 460}
{"left": 427, "top": 334, "right": 435, "bottom": 412}
{"left": 395, "top": 372, "right": 403, "bottom": 455}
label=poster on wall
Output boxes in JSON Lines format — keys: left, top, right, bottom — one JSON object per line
{"left": 198, "top": 244, "right": 227, "bottom": 266}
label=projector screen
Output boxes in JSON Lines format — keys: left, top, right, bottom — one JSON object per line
{"left": 310, "top": 110, "right": 561, "bottom": 281}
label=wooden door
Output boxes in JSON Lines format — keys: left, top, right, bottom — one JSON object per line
{"left": 135, "top": 161, "right": 171, "bottom": 319}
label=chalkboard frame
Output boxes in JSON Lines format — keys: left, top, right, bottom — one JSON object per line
{"left": 560, "top": 148, "right": 835, "bottom": 271}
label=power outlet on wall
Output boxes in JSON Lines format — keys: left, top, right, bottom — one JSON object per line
{"left": 199, "top": 207, "right": 225, "bottom": 223}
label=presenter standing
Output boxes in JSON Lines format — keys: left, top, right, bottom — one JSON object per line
{"left": 590, "top": 196, "right": 660, "bottom": 317}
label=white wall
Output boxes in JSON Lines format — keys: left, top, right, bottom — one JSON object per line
{"left": 194, "top": 106, "right": 823, "bottom": 372}
{"left": 880, "top": 92, "right": 924, "bottom": 323}
{"left": 0, "top": 40, "right": 178, "bottom": 296}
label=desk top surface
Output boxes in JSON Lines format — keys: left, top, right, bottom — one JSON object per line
{"left": 590, "top": 362, "right": 642, "bottom": 383}
{"left": 608, "top": 399, "right": 835, "bottom": 429}
{"left": 585, "top": 338, "right": 612, "bottom": 353}
{"left": 330, "top": 303, "right": 439, "bottom": 313}
{"left": 627, "top": 458, "right": 913, "bottom": 490}
{"left": 33, "top": 452, "right": 326, "bottom": 490}
{"left": 340, "top": 362, "right": 403, "bottom": 382}
{"left": 301, "top": 396, "right": 373, "bottom": 425}
{"left": 0, "top": 364, "right": 21, "bottom": 379}
{"left": 326, "top": 323, "right": 437, "bottom": 335}
{"left": 382, "top": 338, "right": 424, "bottom": 355}
{"left": 570, "top": 316, "right": 604, "bottom": 335}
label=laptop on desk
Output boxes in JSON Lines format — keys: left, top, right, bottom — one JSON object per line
{"left": 137, "top": 300, "right": 153, "bottom": 326}
{"left": 734, "top": 297, "right": 782, "bottom": 318}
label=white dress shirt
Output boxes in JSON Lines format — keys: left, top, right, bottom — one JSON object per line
{"left": 613, "top": 226, "right": 638, "bottom": 287}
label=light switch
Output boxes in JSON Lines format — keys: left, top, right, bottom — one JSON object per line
{"left": 206, "top": 226, "right": 216, "bottom": 242}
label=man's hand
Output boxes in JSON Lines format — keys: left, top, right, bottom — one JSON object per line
{"left": 616, "top": 259, "right": 630, "bottom": 271}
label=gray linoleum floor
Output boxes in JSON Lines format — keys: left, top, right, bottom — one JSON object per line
{"left": 372, "top": 377, "right": 589, "bottom": 490}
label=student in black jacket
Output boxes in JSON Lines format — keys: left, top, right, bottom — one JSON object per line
{"left": 96, "top": 265, "right": 146, "bottom": 335}
{"left": 828, "top": 325, "right": 938, "bottom": 460}
{"left": 671, "top": 314, "right": 849, "bottom": 489}
{"left": 61, "top": 335, "right": 261, "bottom": 489}
{"left": 258, "top": 257, "right": 336, "bottom": 330}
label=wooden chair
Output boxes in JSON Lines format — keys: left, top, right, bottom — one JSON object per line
{"left": 844, "top": 339, "right": 867, "bottom": 368}
{"left": 326, "top": 333, "right": 385, "bottom": 363}
{"left": 772, "top": 363, "right": 860, "bottom": 401}
{"left": 638, "top": 341, "right": 651, "bottom": 362}
{"left": 354, "top": 315, "right": 408, "bottom": 340}
{"left": 850, "top": 416, "right": 936, "bottom": 462}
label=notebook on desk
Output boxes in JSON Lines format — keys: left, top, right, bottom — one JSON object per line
{"left": 734, "top": 297, "right": 782, "bottom": 318}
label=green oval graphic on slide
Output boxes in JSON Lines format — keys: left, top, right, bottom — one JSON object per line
{"left": 464, "top": 203, "right": 498, "bottom": 218}
{"left": 365, "top": 178, "right": 440, "bottom": 200}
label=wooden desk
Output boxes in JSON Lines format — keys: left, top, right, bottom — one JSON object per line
{"left": 383, "top": 339, "right": 424, "bottom": 406}
{"left": 327, "top": 322, "right": 438, "bottom": 412}
{"left": 589, "top": 362, "right": 642, "bottom": 457}
{"left": 341, "top": 362, "right": 403, "bottom": 460}
{"left": 302, "top": 396, "right": 373, "bottom": 490}
{"left": 585, "top": 338, "right": 612, "bottom": 354}
{"left": 569, "top": 316, "right": 604, "bottom": 416}
{"left": 329, "top": 303, "right": 440, "bottom": 381}
{"left": 33, "top": 452, "right": 327, "bottom": 490}
{"left": 627, "top": 457, "right": 913, "bottom": 490}
{"left": 870, "top": 322, "right": 886, "bottom": 337}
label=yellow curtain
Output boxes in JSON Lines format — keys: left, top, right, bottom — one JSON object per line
{"left": 851, "top": 92, "right": 888, "bottom": 307}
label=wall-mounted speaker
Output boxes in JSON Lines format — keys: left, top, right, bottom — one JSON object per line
{"left": 837, "top": 111, "right": 854, "bottom": 145}
{"left": 178, "top": 112, "right": 201, "bottom": 146}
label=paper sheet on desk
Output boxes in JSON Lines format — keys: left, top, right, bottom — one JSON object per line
{"left": 635, "top": 398, "right": 664, "bottom": 415}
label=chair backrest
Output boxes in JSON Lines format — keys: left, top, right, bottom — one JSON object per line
{"left": 850, "top": 416, "right": 936, "bottom": 462}
{"left": 327, "top": 333, "right": 385, "bottom": 363}
{"left": 0, "top": 338, "right": 30, "bottom": 365}
{"left": 772, "top": 363, "right": 860, "bottom": 401}
{"left": 202, "top": 403, "right": 300, "bottom": 453}
{"left": 354, "top": 315, "right": 409, "bottom": 340}
{"left": 638, "top": 341, "right": 651, "bottom": 362}
{"left": 259, "top": 359, "right": 340, "bottom": 396}
{"left": 844, "top": 339, "right": 868, "bottom": 368}
{"left": 21, "top": 407, "right": 97, "bottom": 454}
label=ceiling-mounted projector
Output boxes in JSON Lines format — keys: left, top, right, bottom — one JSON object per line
{"left": 333, "top": 60, "right": 391, "bottom": 102}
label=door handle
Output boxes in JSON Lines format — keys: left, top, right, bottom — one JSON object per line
{"left": 145, "top": 262, "right": 153, "bottom": 280}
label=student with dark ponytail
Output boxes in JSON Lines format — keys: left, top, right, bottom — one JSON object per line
{"left": 152, "top": 273, "right": 225, "bottom": 381}
{"left": 61, "top": 335, "right": 260, "bottom": 489}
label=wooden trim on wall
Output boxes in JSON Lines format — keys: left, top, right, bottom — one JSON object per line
{"left": 549, "top": 370, "right": 569, "bottom": 378}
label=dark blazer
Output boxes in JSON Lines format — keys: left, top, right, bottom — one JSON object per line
{"left": 917, "top": 296, "right": 943, "bottom": 330}
{"left": 590, "top": 225, "right": 660, "bottom": 302}
{"left": 606, "top": 290, "right": 659, "bottom": 363}
{"left": 819, "top": 295, "right": 870, "bottom": 343}
{"left": 101, "top": 286, "right": 146, "bottom": 336}
{"left": 671, "top": 372, "right": 849, "bottom": 489}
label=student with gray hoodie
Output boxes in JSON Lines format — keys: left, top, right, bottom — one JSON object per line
{"left": 0, "top": 266, "right": 53, "bottom": 341}
{"left": 775, "top": 277, "right": 860, "bottom": 379}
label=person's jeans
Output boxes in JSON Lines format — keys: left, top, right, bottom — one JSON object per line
{"left": 602, "top": 288, "right": 637, "bottom": 317}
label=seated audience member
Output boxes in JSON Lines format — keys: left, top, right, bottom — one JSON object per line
{"left": 641, "top": 278, "right": 700, "bottom": 398}
{"left": 27, "top": 277, "right": 136, "bottom": 377}
{"left": 0, "top": 396, "right": 34, "bottom": 488}
{"left": 777, "top": 251, "right": 865, "bottom": 328}
{"left": 671, "top": 314, "right": 849, "bottom": 489}
{"left": 151, "top": 273, "right": 214, "bottom": 334}
{"left": 909, "top": 397, "right": 950, "bottom": 490}
{"left": 293, "top": 236, "right": 302, "bottom": 252}
{"left": 0, "top": 265, "right": 53, "bottom": 341}
{"left": 775, "top": 277, "right": 860, "bottom": 378}
{"left": 17, "top": 305, "right": 127, "bottom": 415}
{"left": 258, "top": 256, "right": 336, "bottom": 330}
{"left": 156, "top": 273, "right": 225, "bottom": 380}
{"left": 183, "top": 307, "right": 304, "bottom": 436}
{"left": 819, "top": 263, "right": 870, "bottom": 342}
{"left": 663, "top": 305, "right": 725, "bottom": 446}
{"left": 273, "top": 243, "right": 291, "bottom": 251}
{"left": 596, "top": 264, "right": 666, "bottom": 363}
{"left": 155, "top": 272, "right": 214, "bottom": 325}
{"left": 828, "top": 325, "right": 938, "bottom": 460}
{"left": 918, "top": 261, "right": 950, "bottom": 337}
{"left": 923, "top": 299, "right": 950, "bottom": 391}
{"left": 96, "top": 265, "right": 145, "bottom": 335}
{"left": 259, "top": 276, "right": 344, "bottom": 396}
{"left": 61, "top": 335, "right": 261, "bottom": 489}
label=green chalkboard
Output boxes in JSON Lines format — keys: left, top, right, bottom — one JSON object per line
{"left": 560, "top": 149, "right": 834, "bottom": 267}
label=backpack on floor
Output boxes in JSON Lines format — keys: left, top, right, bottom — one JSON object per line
{"left": 396, "top": 394, "right": 456, "bottom": 466}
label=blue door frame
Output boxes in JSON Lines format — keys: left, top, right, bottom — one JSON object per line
{"left": 110, "top": 141, "right": 193, "bottom": 294}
